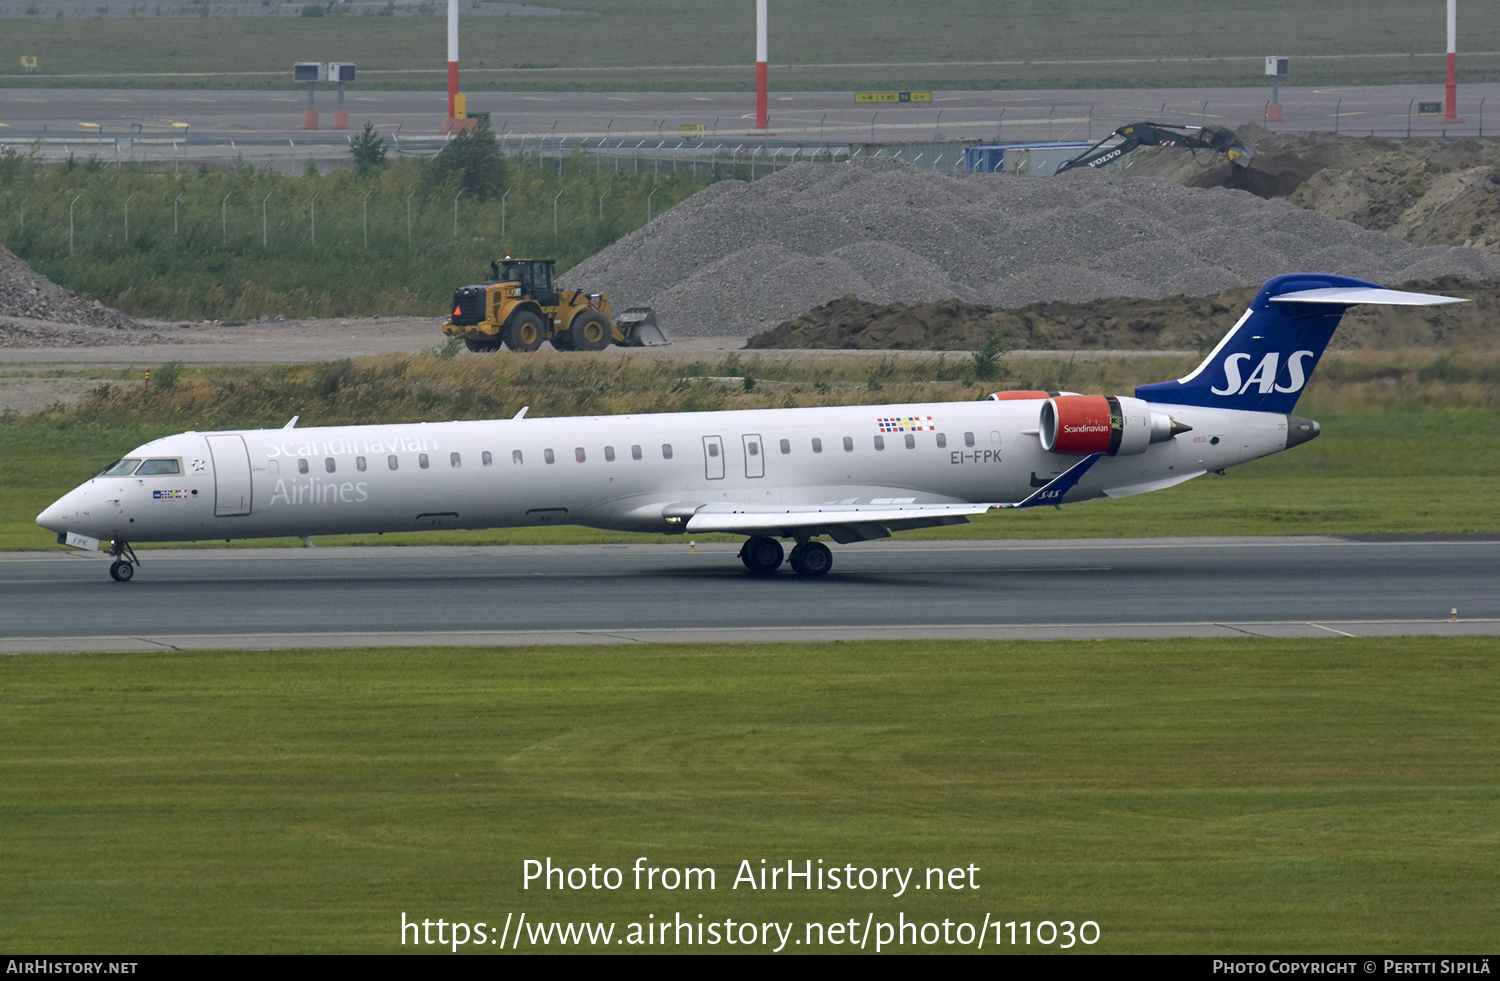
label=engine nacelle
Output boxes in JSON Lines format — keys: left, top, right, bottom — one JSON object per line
{"left": 1040, "top": 395, "right": 1189, "bottom": 456}
{"left": 987, "top": 390, "right": 1055, "bottom": 402}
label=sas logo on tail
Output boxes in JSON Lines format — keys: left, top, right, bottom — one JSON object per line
{"left": 1211, "top": 350, "right": 1315, "bottom": 396}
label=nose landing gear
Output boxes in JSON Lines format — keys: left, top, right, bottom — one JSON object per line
{"left": 107, "top": 540, "right": 140, "bottom": 582}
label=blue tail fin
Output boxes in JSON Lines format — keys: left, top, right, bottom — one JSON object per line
{"left": 1136, "top": 273, "right": 1387, "bottom": 413}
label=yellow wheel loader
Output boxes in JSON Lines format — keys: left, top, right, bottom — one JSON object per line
{"left": 440, "top": 258, "right": 668, "bottom": 352}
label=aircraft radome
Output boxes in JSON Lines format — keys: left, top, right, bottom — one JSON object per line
{"left": 37, "top": 274, "right": 1463, "bottom": 582}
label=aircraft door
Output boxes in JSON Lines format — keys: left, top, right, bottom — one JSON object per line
{"left": 205, "top": 434, "right": 253, "bottom": 516}
{"left": 743, "top": 433, "right": 765, "bottom": 478}
{"left": 702, "top": 436, "right": 725, "bottom": 480}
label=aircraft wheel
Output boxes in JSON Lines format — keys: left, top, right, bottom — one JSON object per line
{"left": 503, "top": 311, "right": 546, "bottom": 352}
{"left": 109, "top": 560, "right": 135, "bottom": 582}
{"left": 569, "top": 311, "right": 613, "bottom": 351}
{"left": 789, "top": 542, "right": 832, "bottom": 579}
{"left": 739, "top": 536, "right": 784, "bottom": 575}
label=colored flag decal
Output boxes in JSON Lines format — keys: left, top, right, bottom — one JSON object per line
{"left": 877, "top": 416, "right": 935, "bottom": 432}
{"left": 153, "top": 489, "right": 189, "bottom": 499}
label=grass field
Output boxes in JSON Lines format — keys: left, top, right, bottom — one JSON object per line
{"left": 0, "top": 152, "right": 717, "bottom": 321}
{"left": 2, "top": 1, "right": 1497, "bottom": 91}
{"left": 1, "top": 638, "right": 1496, "bottom": 953}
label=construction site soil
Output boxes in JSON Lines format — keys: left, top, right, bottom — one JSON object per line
{"left": 745, "top": 276, "right": 1500, "bottom": 352}
{"left": 7, "top": 129, "right": 1500, "bottom": 360}
{"left": 566, "top": 151, "right": 1500, "bottom": 340}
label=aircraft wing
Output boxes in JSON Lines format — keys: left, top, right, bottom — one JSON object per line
{"left": 682, "top": 454, "right": 1102, "bottom": 541}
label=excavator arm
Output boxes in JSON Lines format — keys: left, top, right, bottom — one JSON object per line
{"left": 1055, "top": 122, "right": 1254, "bottom": 174}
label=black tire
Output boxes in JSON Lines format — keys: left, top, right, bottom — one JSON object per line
{"left": 109, "top": 560, "right": 134, "bottom": 582}
{"left": 549, "top": 320, "right": 575, "bottom": 351}
{"left": 569, "top": 310, "right": 613, "bottom": 351}
{"left": 465, "top": 336, "right": 501, "bottom": 353}
{"left": 503, "top": 311, "right": 546, "bottom": 352}
{"left": 739, "top": 536, "right": 784, "bottom": 575}
{"left": 789, "top": 542, "right": 832, "bottom": 579}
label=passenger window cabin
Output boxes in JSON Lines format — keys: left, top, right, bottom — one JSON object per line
{"left": 575, "top": 447, "right": 586, "bottom": 463}
{"left": 298, "top": 459, "right": 309, "bottom": 474}
{"left": 964, "top": 432, "right": 976, "bottom": 448}
{"left": 544, "top": 449, "right": 555, "bottom": 464}
{"left": 905, "top": 433, "right": 915, "bottom": 449}
{"left": 631, "top": 445, "right": 642, "bottom": 461}
{"left": 512, "top": 450, "right": 523, "bottom": 465}
{"left": 780, "top": 439, "right": 790, "bottom": 455}
{"left": 482, "top": 451, "right": 493, "bottom": 466}
{"left": 451, "top": 452, "right": 462, "bottom": 468}
{"left": 812, "top": 438, "right": 823, "bottom": 453}
{"left": 325, "top": 458, "right": 336, "bottom": 473}
{"left": 605, "top": 446, "right": 615, "bottom": 462}
{"left": 936, "top": 433, "right": 947, "bottom": 448}
{"left": 873, "top": 436, "right": 885, "bottom": 450}
{"left": 388, "top": 455, "right": 399, "bottom": 470}
{"left": 662, "top": 444, "right": 673, "bottom": 460}
{"left": 356, "top": 456, "right": 367, "bottom": 472}
{"left": 419, "top": 453, "right": 430, "bottom": 469}
{"left": 842, "top": 436, "right": 854, "bottom": 452}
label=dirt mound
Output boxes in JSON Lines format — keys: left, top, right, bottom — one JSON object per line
{"left": 563, "top": 159, "right": 1500, "bottom": 337}
{"left": 0, "top": 243, "right": 141, "bottom": 345}
{"left": 1128, "top": 128, "right": 1500, "bottom": 254}
{"left": 746, "top": 275, "right": 1500, "bottom": 352}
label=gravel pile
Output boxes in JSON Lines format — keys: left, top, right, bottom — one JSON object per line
{"left": 562, "top": 160, "right": 1500, "bottom": 337}
{"left": 0, "top": 244, "right": 140, "bottom": 344}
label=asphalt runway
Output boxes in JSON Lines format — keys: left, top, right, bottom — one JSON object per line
{"left": 4, "top": 83, "right": 1496, "bottom": 165}
{"left": 2, "top": 536, "right": 1497, "bottom": 652}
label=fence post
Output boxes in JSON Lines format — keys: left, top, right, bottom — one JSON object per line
{"left": 174, "top": 192, "right": 183, "bottom": 235}
{"left": 599, "top": 190, "right": 608, "bottom": 220}
{"left": 70, "top": 194, "right": 81, "bottom": 254}
{"left": 553, "top": 188, "right": 562, "bottom": 236}
{"left": 1335, "top": 99, "right": 1341, "bottom": 134}
{"left": 648, "top": 185, "right": 658, "bottom": 222}
{"left": 310, "top": 190, "right": 319, "bottom": 244}
{"left": 124, "top": 192, "right": 134, "bottom": 242}
{"left": 19, "top": 197, "right": 25, "bottom": 234}
{"left": 1407, "top": 98, "right": 1414, "bottom": 138}
{"left": 501, "top": 187, "right": 509, "bottom": 237}
{"left": 263, "top": 190, "right": 273, "bottom": 247}
{"left": 222, "top": 191, "right": 232, "bottom": 243}
{"left": 453, "top": 188, "right": 464, "bottom": 241}
{"left": 363, "top": 189, "right": 372, "bottom": 248}
{"left": 407, "top": 188, "right": 417, "bottom": 247}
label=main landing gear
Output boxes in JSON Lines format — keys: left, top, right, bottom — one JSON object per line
{"left": 108, "top": 540, "right": 139, "bottom": 582}
{"left": 738, "top": 536, "right": 833, "bottom": 579}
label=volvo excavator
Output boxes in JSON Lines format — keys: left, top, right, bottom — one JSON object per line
{"left": 1055, "top": 122, "right": 1254, "bottom": 174}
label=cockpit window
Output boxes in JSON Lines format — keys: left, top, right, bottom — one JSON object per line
{"left": 99, "top": 458, "right": 142, "bottom": 476}
{"left": 135, "top": 459, "right": 181, "bottom": 475}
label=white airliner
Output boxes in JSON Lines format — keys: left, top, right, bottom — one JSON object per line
{"left": 38, "top": 274, "right": 1462, "bottom": 581}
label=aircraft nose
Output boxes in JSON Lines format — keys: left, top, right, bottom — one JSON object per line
{"left": 37, "top": 492, "right": 75, "bottom": 533}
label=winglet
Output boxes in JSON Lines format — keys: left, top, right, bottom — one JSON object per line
{"left": 1002, "top": 453, "right": 1102, "bottom": 509}
{"left": 283, "top": 416, "right": 299, "bottom": 430}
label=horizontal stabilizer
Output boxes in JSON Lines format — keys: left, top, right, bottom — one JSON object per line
{"left": 1269, "top": 287, "right": 1467, "bottom": 306}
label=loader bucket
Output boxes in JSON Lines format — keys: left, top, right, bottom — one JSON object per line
{"left": 614, "top": 307, "right": 670, "bottom": 347}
